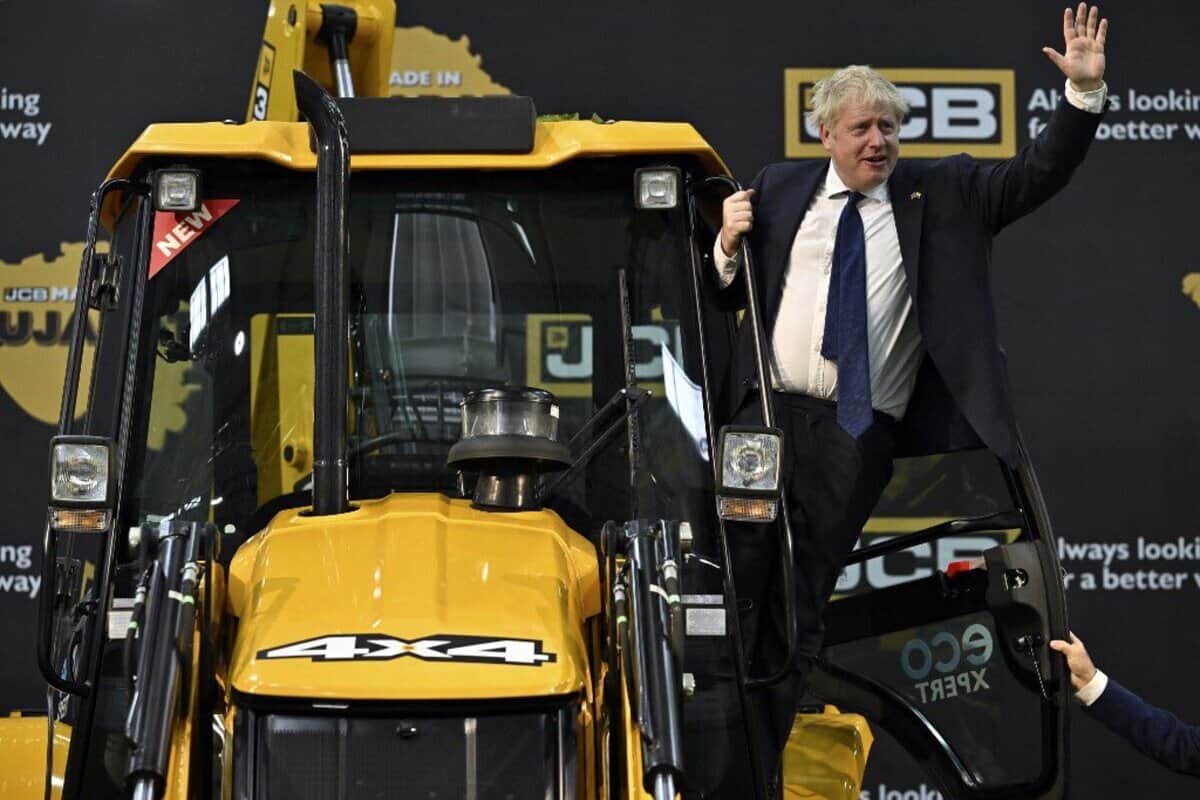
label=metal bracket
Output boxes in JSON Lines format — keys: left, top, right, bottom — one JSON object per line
{"left": 88, "top": 251, "right": 122, "bottom": 311}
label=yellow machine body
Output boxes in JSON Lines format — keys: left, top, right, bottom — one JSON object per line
{"left": 783, "top": 708, "right": 874, "bottom": 799}
{"left": 226, "top": 493, "right": 601, "bottom": 701}
{"left": 0, "top": 714, "right": 69, "bottom": 800}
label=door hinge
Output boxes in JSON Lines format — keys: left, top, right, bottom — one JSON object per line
{"left": 88, "top": 251, "right": 122, "bottom": 311}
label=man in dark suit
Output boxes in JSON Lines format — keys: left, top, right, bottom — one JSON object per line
{"left": 713, "top": 4, "right": 1111, "bottom": 786}
{"left": 1051, "top": 633, "right": 1200, "bottom": 776}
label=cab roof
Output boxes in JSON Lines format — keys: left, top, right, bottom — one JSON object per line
{"left": 107, "top": 118, "right": 728, "bottom": 180}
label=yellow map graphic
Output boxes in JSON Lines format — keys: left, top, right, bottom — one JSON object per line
{"left": 0, "top": 243, "right": 94, "bottom": 424}
{"left": 0, "top": 243, "right": 193, "bottom": 445}
{"left": 1184, "top": 273, "right": 1200, "bottom": 309}
{"left": 389, "top": 26, "right": 510, "bottom": 97}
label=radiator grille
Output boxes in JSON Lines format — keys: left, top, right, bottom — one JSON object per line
{"left": 234, "top": 704, "right": 575, "bottom": 799}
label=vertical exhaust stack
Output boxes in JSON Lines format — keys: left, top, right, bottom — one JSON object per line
{"left": 293, "top": 70, "right": 350, "bottom": 516}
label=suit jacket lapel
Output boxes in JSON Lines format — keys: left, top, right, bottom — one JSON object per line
{"left": 763, "top": 162, "right": 828, "bottom": 321}
{"left": 888, "top": 161, "right": 924, "bottom": 303}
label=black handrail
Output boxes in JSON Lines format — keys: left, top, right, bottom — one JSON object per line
{"left": 682, "top": 180, "right": 765, "bottom": 799}
{"left": 698, "top": 175, "right": 800, "bottom": 692}
{"left": 843, "top": 510, "right": 1025, "bottom": 566}
{"left": 37, "top": 177, "right": 142, "bottom": 697}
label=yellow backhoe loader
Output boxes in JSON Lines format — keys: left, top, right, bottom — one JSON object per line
{"left": 3, "top": 3, "right": 1076, "bottom": 798}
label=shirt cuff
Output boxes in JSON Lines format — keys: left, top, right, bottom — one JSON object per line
{"left": 1064, "top": 78, "right": 1107, "bottom": 114}
{"left": 1076, "top": 668, "right": 1109, "bottom": 706}
{"left": 713, "top": 235, "right": 742, "bottom": 289}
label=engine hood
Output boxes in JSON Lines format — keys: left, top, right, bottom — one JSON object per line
{"left": 226, "top": 493, "right": 600, "bottom": 701}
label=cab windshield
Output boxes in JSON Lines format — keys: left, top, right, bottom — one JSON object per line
{"left": 127, "top": 159, "right": 710, "bottom": 538}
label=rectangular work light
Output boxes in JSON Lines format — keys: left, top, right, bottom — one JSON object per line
{"left": 153, "top": 168, "right": 202, "bottom": 212}
{"left": 716, "top": 426, "right": 783, "bottom": 523}
{"left": 48, "top": 435, "right": 114, "bottom": 533}
{"left": 635, "top": 167, "right": 680, "bottom": 210}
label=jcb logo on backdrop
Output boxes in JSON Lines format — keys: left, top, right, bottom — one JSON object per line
{"left": 3, "top": 286, "right": 75, "bottom": 303}
{"left": 784, "top": 69, "right": 1016, "bottom": 159}
{"left": 0, "top": 244, "right": 97, "bottom": 424}
{"left": 526, "top": 313, "right": 681, "bottom": 399}
{"left": 834, "top": 516, "right": 1019, "bottom": 596}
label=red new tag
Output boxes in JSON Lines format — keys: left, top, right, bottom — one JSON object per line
{"left": 148, "top": 199, "right": 240, "bottom": 278}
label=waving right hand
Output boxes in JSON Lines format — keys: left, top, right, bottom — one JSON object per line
{"left": 720, "top": 189, "right": 755, "bottom": 257}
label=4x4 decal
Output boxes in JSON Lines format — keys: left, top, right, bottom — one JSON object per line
{"left": 258, "top": 634, "right": 556, "bottom": 666}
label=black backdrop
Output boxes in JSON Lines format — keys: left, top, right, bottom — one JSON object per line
{"left": 1, "top": 1, "right": 1198, "bottom": 796}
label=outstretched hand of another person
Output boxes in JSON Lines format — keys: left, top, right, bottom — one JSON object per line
{"left": 720, "top": 189, "right": 755, "bottom": 258}
{"left": 1050, "top": 631, "right": 1099, "bottom": 691}
{"left": 1043, "top": 3, "right": 1109, "bottom": 92}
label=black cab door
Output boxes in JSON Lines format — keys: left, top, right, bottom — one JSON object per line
{"left": 814, "top": 445, "right": 1071, "bottom": 799}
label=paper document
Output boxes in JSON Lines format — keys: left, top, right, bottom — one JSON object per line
{"left": 660, "top": 343, "right": 709, "bottom": 461}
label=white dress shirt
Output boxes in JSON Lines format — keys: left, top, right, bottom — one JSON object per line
{"left": 714, "top": 79, "right": 1107, "bottom": 422}
{"left": 716, "top": 164, "right": 922, "bottom": 419}
{"left": 1076, "top": 668, "right": 1109, "bottom": 706}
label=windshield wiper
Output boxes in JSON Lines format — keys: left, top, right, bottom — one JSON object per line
{"left": 535, "top": 386, "right": 650, "bottom": 504}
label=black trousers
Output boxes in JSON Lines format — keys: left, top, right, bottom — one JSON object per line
{"left": 727, "top": 391, "right": 897, "bottom": 786}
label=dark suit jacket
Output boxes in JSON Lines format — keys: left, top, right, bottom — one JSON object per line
{"left": 1088, "top": 678, "right": 1200, "bottom": 776}
{"left": 720, "top": 101, "right": 1103, "bottom": 464}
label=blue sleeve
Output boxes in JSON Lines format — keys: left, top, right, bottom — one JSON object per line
{"left": 1086, "top": 678, "right": 1200, "bottom": 776}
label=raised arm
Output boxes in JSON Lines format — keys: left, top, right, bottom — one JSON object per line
{"left": 962, "top": 4, "right": 1110, "bottom": 232}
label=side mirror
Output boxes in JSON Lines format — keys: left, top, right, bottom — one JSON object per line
{"left": 47, "top": 435, "right": 116, "bottom": 534}
{"left": 715, "top": 425, "right": 784, "bottom": 523}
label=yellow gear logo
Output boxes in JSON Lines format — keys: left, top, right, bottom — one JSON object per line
{"left": 0, "top": 243, "right": 197, "bottom": 445}
{"left": 1183, "top": 273, "right": 1200, "bottom": 309}
{"left": 0, "top": 243, "right": 95, "bottom": 425}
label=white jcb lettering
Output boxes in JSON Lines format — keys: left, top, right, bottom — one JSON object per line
{"left": 547, "top": 326, "right": 593, "bottom": 378}
{"left": 804, "top": 85, "right": 999, "bottom": 143}
{"left": 931, "top": 87, "right": 997, "bottom": 139}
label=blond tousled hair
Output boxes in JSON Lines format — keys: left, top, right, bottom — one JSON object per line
{"left": 808, "top": 65, "right": 909, "bottom": 130}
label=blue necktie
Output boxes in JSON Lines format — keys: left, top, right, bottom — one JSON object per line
{"left": 820, "top": 190, "right": 873, "bottom": 438}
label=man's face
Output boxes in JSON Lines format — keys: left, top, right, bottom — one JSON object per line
{"left": 819, "top": 99, "right": 900, "bottom": 191}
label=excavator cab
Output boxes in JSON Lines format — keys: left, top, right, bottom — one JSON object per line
{"left": 30, "top": 81, "right": 783, "bottom": 799}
